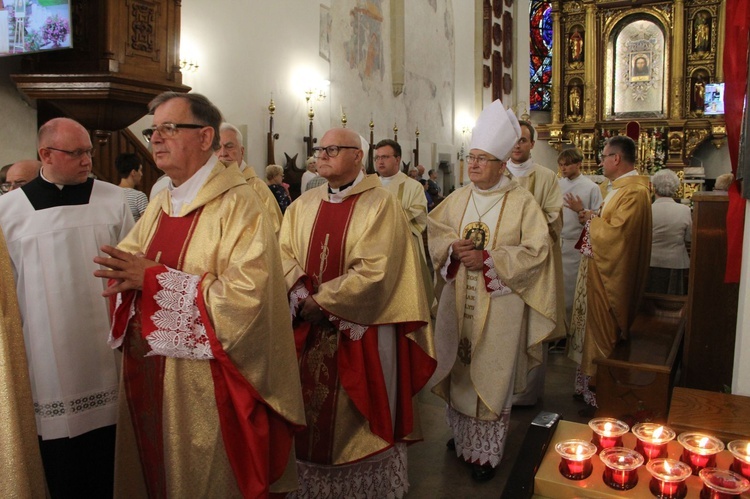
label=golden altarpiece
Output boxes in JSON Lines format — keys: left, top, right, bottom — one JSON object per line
{"left": 540, "top": 0, "right": 726, "bottom": 197}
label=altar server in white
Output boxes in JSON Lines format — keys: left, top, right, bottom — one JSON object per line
{"left": 0, "top": 117, "right": 134, "bottom": 498}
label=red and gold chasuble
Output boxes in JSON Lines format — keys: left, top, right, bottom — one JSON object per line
{"left": 118, "top": 210, "right": 202, "bottom": 498}
{"left": 294, "top": 196, "right": 433, "bottom": 465}
{"left": 112, "top": 210, "right": 296, "bottom": 498}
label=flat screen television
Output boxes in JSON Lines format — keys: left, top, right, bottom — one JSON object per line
{"left": 0, "top": 1, "right": 72, "bottom": 57}
{"left": 704, "top": 82, "right": 725, "bottom": 116}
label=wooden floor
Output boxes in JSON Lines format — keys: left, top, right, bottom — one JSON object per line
{"left": 406, "top": 351, "right": 591, "bottom": 498}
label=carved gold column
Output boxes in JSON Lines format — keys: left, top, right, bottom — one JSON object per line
{"left": 551, "top": 6, "right": 562, "bottom": 124}
{"left": 716, "top": 0, "right": 726, "bottom": 80}
{"left": 671, "top": 0, "right": 685, "bottom": 120}
{"left": 583, "top": 1, "right": 597, "bottom": 123}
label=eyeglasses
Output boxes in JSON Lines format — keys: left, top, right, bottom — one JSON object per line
{"left": 600, "top": 153, "right": 617, "bottom": 160}
{"left": 45, "top": 147, "right": 95, "bottom": 159}
{"left": 0, "top": 180, "right": 28, "bottom": 193}
{"left": 142, "top": 123, "right": 206, "bottom": 142}
{"left": 373, "top": 154, "right": 395, "bottom": 162}
{"left": 466, "top": 154, "right": 502, "bottom": 166}
{"left": 312, "top": 145, "right": 359, "bottom": 158}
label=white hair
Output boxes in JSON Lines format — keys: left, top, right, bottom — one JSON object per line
{"left": 220, "top": 122, "right": 243, "bottom": 144}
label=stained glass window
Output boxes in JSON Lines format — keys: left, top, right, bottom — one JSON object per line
{"left": 530, "top": 0, "right": 552, "bottom": 111}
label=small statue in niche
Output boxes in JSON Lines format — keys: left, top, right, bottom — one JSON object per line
{"left": 693, "top": 12, "right": 710, "bottom": 53}
{"left": 693, "top": 75, "right": 705, "bottom": 115}
{"left": 569, "top": 29, "right": 583, "bottom": 63}
{"left": 568, "top": 85, "right": 582, "bottom": 119}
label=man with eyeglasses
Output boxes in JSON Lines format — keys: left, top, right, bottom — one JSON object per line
{"left": 506, "top": 119, "right": 566, "bottom": 407}
{"left": 279, "top": 127, "right": 436, "bottom": 498}
{"left": 427, "top": 100, "right": 557, "bottom": 482}
{"left": 2, "top": 159, "right": 40, "bottom": 193}
{"left": 93, "top": 92, "right": 304, "bottom": 497}
{"left": 218, "top": 122, "right": 283, "bottom": 235}
{"left": 0, "top": 117, "right": 134, "bottom": 498}
{"left": 374, "top": 138, "right": 433, "bottom": 304}
{"left": 566, "top": 135, "right": 651, "bottom": 414}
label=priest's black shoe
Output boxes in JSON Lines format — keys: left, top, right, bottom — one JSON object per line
{"left": 446, "top": 438, "right": 455, "bottom": 451}
{"left": 471, "top": 464, "right": 496, "bottom": 482}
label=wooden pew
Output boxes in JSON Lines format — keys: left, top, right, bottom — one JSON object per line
{"left": 593, "top": 293, "right": 686, "bottom": 423}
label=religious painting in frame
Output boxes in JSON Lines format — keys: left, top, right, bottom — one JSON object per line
{"left": 319, "top": 4, "right": 331, "bottom": 62}
{"left": 630, "top": 52, "right": 652, "bottom": 82}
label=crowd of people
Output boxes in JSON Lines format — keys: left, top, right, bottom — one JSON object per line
{"left": 0, "top": 91, "right": 707, "bottom": 497}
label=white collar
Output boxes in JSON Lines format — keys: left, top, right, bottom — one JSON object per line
{"left": 471, "top": 174, "right": 509, "bottom": 193}
{"left": 329, "top": 170, "right": 365, "bottom": 203}
{"left": 612, "top": 169, "right": 639, "bottom": 182}
{"left": 506, "top": 158, "right": 534, "bottom": 177}
{"left": 170, "top": 155, "right": 218, "bottom": 216}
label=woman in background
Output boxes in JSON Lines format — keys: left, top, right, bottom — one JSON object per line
{"left": 266, "top": 164, "right": 292, "bottom": 214}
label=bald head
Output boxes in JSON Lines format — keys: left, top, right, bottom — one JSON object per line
{"left": 6, "top": 160, "right": 41, "bottom": 190}
{"left": 37, "top": 117, "right": 93, "bottom": 186}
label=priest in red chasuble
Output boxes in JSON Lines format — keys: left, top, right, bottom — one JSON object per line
{"left": 94, "top": 92, "right": 305, "bottom": 498}
{"left": 279, "top": 127, "right": 436, "bottom": 498}
{"left": 427, "top": 100, "right": 557, "bottom": 482}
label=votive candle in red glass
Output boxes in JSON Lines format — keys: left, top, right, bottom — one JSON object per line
{"left": 589, "top": 417, "right": 629, "bottom": 452}
{"left": 678, "top": 432, "right": 724, "bottom": 475}
{"left": 698, "top": 468, "right": 750, "bottom": 499}
{"left": 600, "top": 447, "right": 644, "bottom": 491}
{"left": 727, "top": 440, "right": 750, "bottom": 480}
{"left": 633, "top": 423, "right": 676, "bottom": 463}
{"left": 646, "top": 458, "right": 692, "bottom": 499}
{"left": 554, "top": 439, "right": 597, "bottom": 480}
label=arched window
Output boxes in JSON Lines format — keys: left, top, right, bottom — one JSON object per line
{"left": 530, "top": 0, "right": 552, "bottom": 111}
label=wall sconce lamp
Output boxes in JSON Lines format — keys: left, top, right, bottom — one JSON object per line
{"left": 180, "top": 59, "right": 200, "bottom": 73}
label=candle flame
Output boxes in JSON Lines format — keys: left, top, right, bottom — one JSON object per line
{"left": 664, "top": 460, "right": 672, "bottom": 472}
{"left": 699, "top": 436, "right": 709, "bottom": 448}
{"left": 618, "top": 456, "right": 626, "bottom": 464}
{"left": 746, "top": 442, "right": 750, "bottom": 455}
{"left": 653, "top": 426, "right": 664, "bottom": 439}
{"left": 576, "top": 445, "right": 583, "bottom": 456}
{"left": 604, "top": 422, "right": 613, "bottom": 432}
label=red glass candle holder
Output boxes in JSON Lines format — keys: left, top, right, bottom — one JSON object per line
{"left": 678, "top": 432, "right": 724, "bottom": 475}
{"left": 698, "top": 468, "right": 750, "bottom": 499}
{"left": 589, "top": 417, "right": 629, "bottom": 452}
{"left": 554, "top": 439, "right": 597, "bottom": 480}
{"left": 727, "top": 440, "right": 750, "bottom": 480}
{"left": 600, "top": 447, "right": 644, "bottom": 491}
{"left": 633, "top": 423, "right": 676, "bottom": 463}
{"left": 646, "top": 458, "right": 692, "bottom": 499}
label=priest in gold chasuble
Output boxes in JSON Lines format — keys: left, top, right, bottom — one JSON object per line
{"left": 427, "top": 101, "right": 557, "bottom": 482}
{"left": 94, "top": 93, "right": 304, "bottom": 498}
{"left": 568, "top": 135, "right": 652, "bottom": 408}
{"left": 279, "top": 128, "right": 436, "bottom": 498}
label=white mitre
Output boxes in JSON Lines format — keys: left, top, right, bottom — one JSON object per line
{"left": 470, "top": 99, "right": 522, "bottom": 160}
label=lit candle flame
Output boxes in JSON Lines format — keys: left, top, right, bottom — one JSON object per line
{"left": 699, "top": 436, "right": 709, "bottom": 448}
{"left": 604, "top": 422, "right": 613, "bottom": 435}
{"left": 746, "top": 442, "right": 750, "bottom": 455}
{"left": 576, "top": 445, "right": 583, "bottom": 456}
{"left": 618, "top": 456, "right": 626, "bottom": 464}
{"left": 653, "top": 426, "right": 664, "bottom": 439}
{"left": 664, "top": 460, "right": 672, "bottom": 473}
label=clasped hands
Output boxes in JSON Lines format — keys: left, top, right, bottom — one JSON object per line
{"left": 450, "top": 239, "right": 485, "bottom": 271}
{"left": 93, "top": 245, "right": 161, "bottom": 297}
{"left": 563, "top": 192, "right": 595, "bottom": 225}
{"left": 298, "top": 296, "right": 327, "bottom": 324}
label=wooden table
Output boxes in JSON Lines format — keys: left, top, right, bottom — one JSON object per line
{"left": 668, "top": 386, "right": 750, "bottom": 442}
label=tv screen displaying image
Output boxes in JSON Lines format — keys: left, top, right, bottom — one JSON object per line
{"left": 704, "top": 82, "right": 725, "bottom": 116}
{"left": 0, "top": 0, "right": 72, "bottom": 57}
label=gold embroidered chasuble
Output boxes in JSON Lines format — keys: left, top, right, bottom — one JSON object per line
{"left": 578, "top": 174, "right": 652, "bottom": 377}
{"left": 380, "top": 171, "right": 434, "bottom": 306}
{"left": 112, "top": 162, "right": 304, "bottom": 497}
{"left": 427, "top": 180, "right": 557, "bottom": 418}
{"left": 279, "top": 174, "right": 436, "bottom": 465}
{"left": 510, "top": 164, "right": 566, "bottom": 339}
{"left": 0, "top": 231, "right": 47, "bottom": 498}
{"left": 232, "top": 161, "right": 283, "bottom": 236}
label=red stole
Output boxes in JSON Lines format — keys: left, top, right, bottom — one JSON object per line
{"left": 122, "top": 210, "right": 201, "bottom": 499}
{"left": 294, "top": 196, "right": 435, "bottom": 465}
